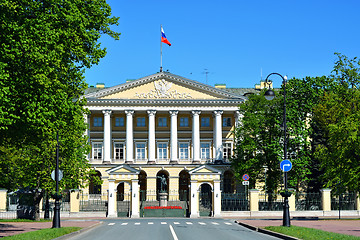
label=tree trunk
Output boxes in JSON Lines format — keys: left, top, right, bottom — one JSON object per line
{"left": 33, "top": 190, "right": 43, "bottom": 221}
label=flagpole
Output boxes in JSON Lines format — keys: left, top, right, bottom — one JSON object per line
{"left": 160, "top": 25, "right": 163, "bottom": 72}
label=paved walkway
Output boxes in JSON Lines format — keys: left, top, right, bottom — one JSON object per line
{"left": 0, "top": 220, "right": 101, "bottom": 238}
{"left": 238, "top": 219, "right": 360, "bottom": 238}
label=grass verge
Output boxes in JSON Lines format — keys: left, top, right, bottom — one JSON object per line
{"left": 1, "top": 227, "right": 82, "bottom": 240}
{"left": 0, "top": 219, "right": 51, "bottom": 222}
{"left": 265, "top": 225, "right": 360, "bottom": 240}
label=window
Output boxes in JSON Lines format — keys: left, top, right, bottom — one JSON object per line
{"left": 137, "top": 117, "right": 146, "bottom": 127}
{"left": 223, "top": 117, "right": 232, "bottom": 127}
{"left": 114, "top": 143, "right": 124, "bottom": 160}
{"left": 136, "top": 143, "right": 146, "bottom": 159}
{"left": 157, "top": 143, "right": 168, "bottom": 159}
{"left": 201, "top": 143, "right": 211, "bottom": 159}
{"left": 93, "top": 143, "right": 102, "bottom": 159}
{"left": 93, "top": 117, "right": 103, "bottom": 127}
{"left": 201, "top": 117, "right": 210, "bottom": 127}
{"left": 223, "top": 143, "right": 232, "bottom": 160}
{"left": 179, "top": 143, "right": 189, "bottom": 160}
{"left": 115, "top": 117, "right": 124, "bottom": 127}
{"left": 179, "top": 117, "right": 189, "bottom": 127}
{"left": 158, "top": 117, "right": 167, "bottom": 127}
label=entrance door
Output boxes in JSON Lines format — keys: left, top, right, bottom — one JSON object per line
{"left": 116, "top": 183, "right": 131, "bottom": 217}
{"left": 199, "top": 183, "right": 212, "bottom": 217}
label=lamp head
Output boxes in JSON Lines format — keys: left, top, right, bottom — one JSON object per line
{"left": 264, "top": 89, "right": 275, "bottom": 101}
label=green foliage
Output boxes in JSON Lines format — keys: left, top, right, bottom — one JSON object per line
{"left": 313, "top": 53, "right": 360, "bottom": 192}
{"left": 0, "top": 0, "right": 119, "bottom": 217}
{"left": 265, "top": 225, "right": 360, "bottom": 240}
{"left": 232, "top": 90, "right": 283, "bottom": 193}
{"left": 2, "top": 227, "right": 82, "bottom": 240}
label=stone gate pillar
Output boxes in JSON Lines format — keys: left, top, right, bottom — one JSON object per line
{"left": 131, "top": 179, "right": 140, "bottom": 218}
{"left": 190, "top": 180, "right": 199, "bottom": 218}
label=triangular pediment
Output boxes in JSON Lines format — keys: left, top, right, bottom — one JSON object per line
{"left": 106, "top": 165, "right": 140, "bottom": 175}
{"left": 189, "top": 165, "right": 221, "bottom": 175}
{"left": 85, "top": 72, "right": 244, "bottom": 101}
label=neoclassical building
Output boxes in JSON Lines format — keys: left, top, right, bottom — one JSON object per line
{"left": 83, "top": 72, "right": 248, "bottom": 218}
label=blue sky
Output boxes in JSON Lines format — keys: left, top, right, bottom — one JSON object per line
{"left": 84, "top": 0, "right": 360, "bottom": 88}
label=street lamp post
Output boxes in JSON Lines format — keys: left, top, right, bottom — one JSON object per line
{"left": 52, "top": 132, "right": 61, "bottom": 228}
{"left": 264, "top": 72, "right": 291, "bottom": 227}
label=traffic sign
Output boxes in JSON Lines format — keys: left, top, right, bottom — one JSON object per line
{"left": 51, "top": 170, "right": 63, "bottom": 181}
{"left": 280, "top": 160, "right": 292, "bottom": 172}
{"left": 242, "top": 174, "right": 250, "bottom": 181}
{"left": 242, "top": 181, "right": 249, "bottom": 186}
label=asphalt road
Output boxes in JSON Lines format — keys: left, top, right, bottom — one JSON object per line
{"left": 68, "top": 218, "right": 280, "bottom": 240}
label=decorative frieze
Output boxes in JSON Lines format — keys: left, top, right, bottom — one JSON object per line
{"left": 135, "top": 80, "right": 192, "bottom": 99}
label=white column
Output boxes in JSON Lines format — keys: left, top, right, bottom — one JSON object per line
{"left": 84, "top": 114, "right": 90, "bottom": 160}
{"left": 102, "top": 110, "right": 112, "bottom": 163}
{"left": 131, "top": 179, "right": 140, "bottom": 218}
{"left": 107, "top": 179, "right": 116, "bottom": 217}
{"left": 192, "top": 110, "right": 201, "bottom": 163}
{"left": 190, "top": 180, "right": 199, "bottom": 218}
{"left": 147, "top": 110, "right": 156, "bottom": 163}
{"left": 213, "top": 110, "right": 223, "bottom": 161}
{"left": 169, "top": 110, "right": 178, "bottom": 163}
{"left": 125, "top": 110, "right": 134, "bottom": 163}
{"left": 213, "top": 180, "right": 221, "bottom": 217}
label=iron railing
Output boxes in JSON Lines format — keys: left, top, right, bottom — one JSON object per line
{"left": 295, "top": 192, "right": 322, "bottom": 211}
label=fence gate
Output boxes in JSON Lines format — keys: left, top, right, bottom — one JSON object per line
{"left": 117, "top": 192, "right": 131, "bottom": 217}
{"left": 199, "top": 184, "right": 212, "bottom": 217}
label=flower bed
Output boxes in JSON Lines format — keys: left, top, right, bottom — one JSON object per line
{"left": 144, "top": 206, "right": 182, "bottom": 210}
{"left": 142, "top": 206, "right": 185, "bottom": 217}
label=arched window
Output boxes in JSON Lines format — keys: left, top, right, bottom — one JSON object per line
{"left": 89, "top": 171, "right": 102, "bottom": 195}
{"left": 179, "top": 170, "right": 190, "bottom": 201}
{"left": 138, "top": 170, "right": 147, "bottom": 201}
{"left": 223, "top": 170, "right": 235, "bottom": 193}
{"left": 117, "top": 182, "right": 124, "bottom": 201}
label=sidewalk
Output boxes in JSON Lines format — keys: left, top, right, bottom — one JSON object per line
{"left": 0, "top": 220, "right": 101, "bottom": 238}
{"left": 237, "top": 218, "right": 360, "bottom": 238}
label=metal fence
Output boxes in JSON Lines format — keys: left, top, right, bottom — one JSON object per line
{"left": 80, "top": 193, "right": 108, "bottom": 211}
{"left": 221, "top": 193, "right": 249, "bottom": 211}
{"left": 259, "top": 193, "right": 284, "bottom": 211}
{"left": 295, "top": 192, "right": 322, "bottom": 211}
{"left": 331, "top": 192, "right": 357, "bottom": 210}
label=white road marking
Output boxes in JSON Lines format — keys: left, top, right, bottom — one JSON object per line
{"left": 148, "top": 222, "right": 154, "bottom": 225}
{"left": 135, "top": 222, "right": 141, "bottom": 225}
{"left": 224, "top": 222, "right": 232, "bottom": 225}
{"left": 108, "top": 223, "right": 115, "bottom": 226}
{"left": 121, "top": 223, "right": 128, "bottom": 225}
{"left": 199, "top": 222, "right": 206, "bottom": 225}
{"left": 186, "top": 222, "right": 193, "bottom": 225}
{"left": 173, "top": 222, "right": 180, "bottom": 225}
{"left": 212, "top": 222, "right": 219, "bottom": 225}
{"left": 169, "top": 225, "right": 179, "bottom": 240}
{"left": 161, "top": 222, "right": 167, "bottom": 225}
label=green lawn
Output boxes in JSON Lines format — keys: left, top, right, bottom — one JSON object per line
{"left": 265, "top": 225, "right": 360, "bottom": 240}
{"left": 1, "top": 227, "right": 81, "bottom": 240}
{"left": 0, "top": 219, "right": 51, "bottom": 222}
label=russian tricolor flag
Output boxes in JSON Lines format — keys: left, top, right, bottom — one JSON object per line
{"left": 161, "top": 26, "right": 171, "bottom": 46}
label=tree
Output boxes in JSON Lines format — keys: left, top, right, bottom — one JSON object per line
{"left": 232, "top": 90, "right": 283, "bottom": 197}
{"left": 313, "top": 53, "right": 360, "bottom": 192}
{"left": 0, "top": 0, "right": 119, "bottom": 220}
{"left": 232, "top": 76, "right": 325, "bottom": 196}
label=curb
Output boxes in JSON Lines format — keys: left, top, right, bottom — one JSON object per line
{"left": 235, "top": 221, "right": 300, "bottom": 240}
{"left": 53, "top": 221, "right": 103, "bottom": 240}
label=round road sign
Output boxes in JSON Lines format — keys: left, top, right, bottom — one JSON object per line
{"left": 242, "top": 174, "right": 250, "bottom": 181}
